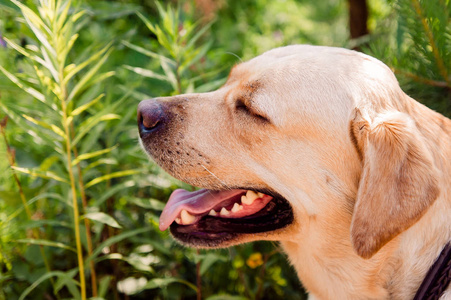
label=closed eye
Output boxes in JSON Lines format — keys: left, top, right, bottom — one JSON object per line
{"left": 235, "top": 99, "right": 270, "bottom": 123}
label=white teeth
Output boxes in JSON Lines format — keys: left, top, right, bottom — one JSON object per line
{"left": 242, "top": 190, "right": 259, "bottom": 205}
{"left": 209, "top": 209, "right": 217, "bottom": 216}
{"left": 180, "top": 209, "right": 196, "bottom": 225}
{"left": 175, "top": 217, "right": 181, "bottom": 224}
{"left": 231, "top": 202, "right": 243, "bottom": 213}
{"left": 220, "top": 207, "right": 230, "bottom": 216}
{"left": 257, "top": 192, "right": 265, "bottom": 198}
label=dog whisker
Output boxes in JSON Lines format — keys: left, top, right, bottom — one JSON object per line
{"left": 201, "top": 164, "right": 231, "bottom": 190}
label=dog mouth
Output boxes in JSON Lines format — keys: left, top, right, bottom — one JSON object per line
{"left": 159, "top": 188, "right": 294, "bottom": 247}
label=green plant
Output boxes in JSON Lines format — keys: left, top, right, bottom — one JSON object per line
{"left": 0, "top": 0, "right": 141, "bottom": 298}
{"left": 367, "top": 0, "right": 451, "bottom": 116}
{"left": 123, "top": 2, "right": 226, "bottom": 96}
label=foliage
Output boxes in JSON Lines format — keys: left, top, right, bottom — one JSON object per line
{"left": 367, "top": 0, "right": 451, "bottom": 116}
{"left": 0, "top": 0, "right": 449, "bottom": 299}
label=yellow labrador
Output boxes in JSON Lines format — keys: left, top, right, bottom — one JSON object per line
{"left": 137, "top": 45, "right": 451, "bottom": 299}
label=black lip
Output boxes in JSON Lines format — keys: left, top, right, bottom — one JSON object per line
{"left": 169, "top": 189, "right": 294, "bottom": 247}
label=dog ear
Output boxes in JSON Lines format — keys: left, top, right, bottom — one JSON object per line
{"left": 350, "top": 109, "right": 439, "bottom": 259}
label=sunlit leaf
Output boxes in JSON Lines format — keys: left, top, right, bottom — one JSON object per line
{"left": 97, "top": 253, "right": 154, "bottom": 272}
{"left": 82, "top": 212, "right": 122, "bottom": 229}
{"left": 72, "top": 113, "right": 120, "bottom": 146}
{"left": 128, "top": 197, "right": 165, "bottom": 211}
{"left": 11, "top": 166, "right": 69, "bottom": 183}
{"left": 141, "top": 277, "right": 197, "bottom": 293}
{"left": 137, "top": 11, "right": 156, "bottom": 34}
{"left": 67, "top": 47, "right": 113, "bottom": 103}
{"left": 15, "top": 238, "right": 76, "bottom": 252}
{"left": 22, "top": 114, "right": 66, "bottom": 139}
{"left": 123, "top": 65, "right": 168, "bottom": 82}
{"left": 85, "top": 169, "right": 140, "bottom": 188}
{"left": 71, "top": 145, "right": 117, "bottom": 166}
{"left": 63, "top": 43, "right": 111, "bottom": 85}
{"left": 0, "top": 66, "right": 47, "bottom": 104}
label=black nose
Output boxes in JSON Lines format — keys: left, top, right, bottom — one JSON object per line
{"left": 137, "top": 99, "right": 165, "bottom": 133}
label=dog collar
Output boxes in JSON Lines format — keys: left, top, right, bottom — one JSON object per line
{"left": 413, "top": 242, "right": 451, "bottom": 300}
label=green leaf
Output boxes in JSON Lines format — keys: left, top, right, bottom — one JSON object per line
{"left": 11, "top": 166, "right": 69, "bottom": 183}
{"left": 137, "top": 11, "right": 156, "bottom": 34}
{"left": 70, "top": 93, "right": 104, "bottom": 116}
{"left": 71, "top": 145, "right": 117, "bottom": 166}
{"left": 53, "top": 269, "right": 81, "bottom": 298}
{"left": 128, "top": 197, "right": 165, "bottom": 211}
{"left": 22, "top": 114, "right": 66, "bottom": 139}
{"left": 11, "top": 0, "right": 50, "bottom": 34}
{"left": 0, "top": 66, "right": 47, "bottom": 104}
{"left": 123, "top": 65, "right": 169, "bottom": 82}
{"left": 98, "top": 275, "right": 113, "bottom": 298}
{"left": 6, "top": 193, "right": 67, "bottom": 223}
{"left": 200, "top": 253, "right": 227, "bottom": 276}
{"left": 87, "top": 227, "right": 151, "bottom": 264}
{"left": 63, "top": 43, "right": 111, "bottom": 86}
{"left": 160, "top": 59, "right": 178, "bottom": 91}
{"left": 82, "top": 212, "right": 122, "bottom": 228}
{"left": 141, "top": 277, "right": 197, "bottom": 293}
{"left": 85, "top": 169, "right": 140, "bottom": 188}
{"left": 19, "top": 271, "right": 79, "bottom": 300}
{"left": 91, "top": 180, "right": 135, "bottom": 206}
{"left": 15, "top": 238, "right": 76, "bottom": 252}
{"left": 21, "top": 11, "right": 56, "bottom": 57}
{"left": 97, "top": 253, "right": 154, "bottom": 272}
{"left": 121, "top": 40, "right": 175, "bottom": 65}
{"left": 185, "top": 20, "right": 214, "bottom": 51}
{"left": 20, "top": 219, "right": 72, "bottom": 230}
{"left": 72, "top": 113, "right": 120, "bottom": 147}
{"left": 67, "top": 47, "right": 113, "bottom": 103}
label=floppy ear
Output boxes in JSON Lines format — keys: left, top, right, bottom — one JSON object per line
{"left": 350, "top": 110, "right": 439, "bottom": 259}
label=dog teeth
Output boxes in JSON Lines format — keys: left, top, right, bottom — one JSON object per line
{"left": 231, "top": 202, "right": 243, "bottom": 213}
{"left": 175, "top": 217, "right": 181, "bottom": 224}
{"left": 180, "top": 209, "right": 196, "bottom": 225}
{"left": 257, "top": 192, "right": 265, "bottom": 198}
{"left": 220, "top": 207, "right": 230, "bottom": 216}
{"left": 242, "top": 190, "right": 259, "bottom": 205}
{"left": 209, "top": 209, "right": 217, "bottom": 216}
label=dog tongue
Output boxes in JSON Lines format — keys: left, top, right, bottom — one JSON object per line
{"left": 159, "top": 189, "right": 246, "bottom": 231}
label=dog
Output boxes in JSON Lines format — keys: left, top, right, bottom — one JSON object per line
{"left": 137, "top": 45, "right": 451, "bottom": 299}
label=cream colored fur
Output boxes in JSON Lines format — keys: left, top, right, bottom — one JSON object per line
{"left": 144, "top": 45, "right": 451, "bottom": 299}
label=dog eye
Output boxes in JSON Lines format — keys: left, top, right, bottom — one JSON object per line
{"left": 235, "top": 99, "right": 270, "bottom": 123}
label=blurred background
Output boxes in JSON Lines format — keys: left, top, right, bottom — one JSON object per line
{"left": 0, "top": 0, "right": 449, "bottom": 299}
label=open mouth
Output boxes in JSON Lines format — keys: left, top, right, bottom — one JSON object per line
{"left": 159, "top": 188, "right": 294, "bottom": 247}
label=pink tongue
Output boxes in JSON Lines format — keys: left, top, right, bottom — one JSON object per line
{"left": 159, "top": 189, "right": 246, "bottom": 231}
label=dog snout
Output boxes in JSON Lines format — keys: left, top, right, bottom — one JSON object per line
{"left": 137, "top": 99, "right": 165, "bottom": 134}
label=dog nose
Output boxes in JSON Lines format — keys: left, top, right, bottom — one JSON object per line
{"left": 137, "top": 99, "right": 165, "bottom": 133}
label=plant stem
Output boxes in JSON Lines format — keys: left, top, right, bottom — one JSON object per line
{"left": 59, "top": 68, "right": 86, "bottom": 298}
{"left": 394, "top": 69, "right": 449, "bottom": 88}
{"left": 71, "top": 123, "right": 98, "bottom": 297}
{"left": 62, "top": 104, "right": 86, "bottom": 300}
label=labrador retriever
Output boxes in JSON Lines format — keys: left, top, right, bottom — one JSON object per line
{"left": 137, "top": 45, "right": 451, "bottom": 299}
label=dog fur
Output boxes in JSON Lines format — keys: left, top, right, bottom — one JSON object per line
{"left": 139, "top": 45, "right": 451, "bottom": 299}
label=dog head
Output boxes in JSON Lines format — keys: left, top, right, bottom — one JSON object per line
{"left": 138, "top": 45, "right": 439, "bottom": 258}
